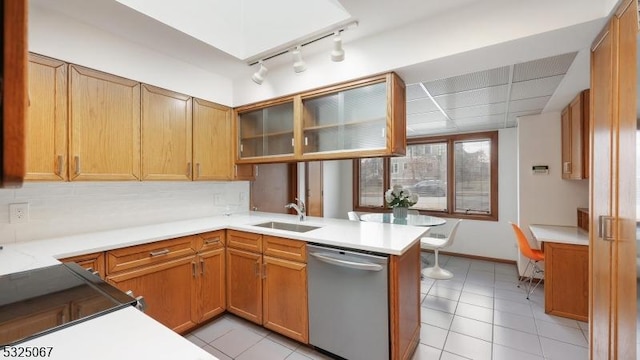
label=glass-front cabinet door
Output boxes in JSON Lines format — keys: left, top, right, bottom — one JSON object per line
{"left": 302, "top": 81, "right": 387, "bottom": 155}
{"left": 237, "top": 101, "right": 295, "bottom": 161}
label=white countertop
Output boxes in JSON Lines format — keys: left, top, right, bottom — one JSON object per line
{"left": 0, "top": 307, "right": 216, "bottom": 360}
{"left": 0, "top": 212, "right": 428, "bottom": 358}
{"left": 1, "top": 211, "right": 428, "bottom": 276}
{"left": 529, "top": 224, "right": 589, "bottom": 246}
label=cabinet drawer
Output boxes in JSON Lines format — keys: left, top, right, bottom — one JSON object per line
{"left": 107, "top": 236, "right": 197, "bottom": 274}
{"left": 197, "top": 230, "right": 225, "bottom": 251}
{"left": 59, "top": 252, "right": 106, "bottom": 279}
{"left": 227, "top": 230, "right": 262, "bottom": 253}
{"left": 264, "top": 236, "right": 306, "bottom": 263}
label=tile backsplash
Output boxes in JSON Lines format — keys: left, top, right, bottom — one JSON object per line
{"left": 0, "top": 181, "right": 250, "bottom": 244}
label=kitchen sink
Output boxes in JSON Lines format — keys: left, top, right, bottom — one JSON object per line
{"left": 253, "top": 221, "right": 321, "bottom": 233}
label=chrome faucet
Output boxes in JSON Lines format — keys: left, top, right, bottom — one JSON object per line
{"left": 285, "top": 198, "right": 306, "bottom": 221}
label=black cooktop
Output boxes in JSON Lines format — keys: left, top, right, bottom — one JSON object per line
{"left": 0, "top": 262, "right": 137, "bottom": 346}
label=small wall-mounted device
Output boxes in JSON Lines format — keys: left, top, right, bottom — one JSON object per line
{"left": 532, "top": 165, "right": 549, "bottom": 175}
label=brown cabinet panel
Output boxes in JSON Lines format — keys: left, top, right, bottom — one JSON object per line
{"left": 69, "top": 65, "right": 141, "bottom": 180}
{"left": 59, "top": 252, "right": 105, "bottom": 279}
{"left": 26, "top": 54, "right": 68, "bottom": 181}
{"left": 262, "top": 256, "right": 308, "bottom": 343}
{"left": 544, "top": 242, "right": 588, "bottom": 321}
{"left": 561, "top": 90, "right": 589, "bottom": 180}
{"left": 106, "top": 256, "right": 198, "bottom": 333}
{"left": 227, "top": 230, "right": 262, "bottom": 253}
{"left": 106, "top": 235, "right": 196, "bottom": 274}
{"left": 196, "top": 230, "right": 225, "bottom": 252}
{"left": 226, "top": 247, "right": 262, "bottom": 324}
{"left": 193, "top": 98, "right": 232, "bottom": 180}
{"left": 1, "top": 0, "right": 28, "bottom": 188}
{"left": 263, "top": 236, "right": 306, "bottom": 263}
{"left": 141, "top": 85, "right": 192, "bottom": 181}
{"left": 197, "top": 248, "right": 226, "bottom": 322}
{"left": 0, "top": 304, "right": 68, "bottom": 345}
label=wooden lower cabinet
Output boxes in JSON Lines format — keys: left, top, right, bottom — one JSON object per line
{"left": 59, "top": 252, "right": 106, "bottom": 278}
{"left": 544, "top": 242, "right": 588, "bottom": 321}
{"left": 0, "top": 304, "right": 68, "bottom": 345}
{"left": 263, "top": 255, "right": 308, "bottom": 343}
{"left": 226, "top": 247, "right": 263, "bottom": 324}
{"left": 106, "top": 256, "right": 198, "bottom": 333}
{"left": 197, "top": 247, "right": 226, "bottom": 322}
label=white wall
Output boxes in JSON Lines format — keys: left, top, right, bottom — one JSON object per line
{"left": 516, "top": 112, "right": 589, "bottom": 272}
{"left": 445, "top": 128, "right": 519, "bottom": 261}
{"left": 322, "top": 160, "right": 353, "bottom": 219}
{"left": 0, "top": 181, "right": 249, "bottom": 245}
{"left": 29, "top": 5, "right": 233, "bottom": 106}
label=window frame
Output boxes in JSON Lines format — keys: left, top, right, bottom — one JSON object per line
{"left": 353, "top": 131, "right": 498, "bottom": 221}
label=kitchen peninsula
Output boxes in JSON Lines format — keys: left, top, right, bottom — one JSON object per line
{"left": 0, "top": 212, "right": 428, "bottom": 360}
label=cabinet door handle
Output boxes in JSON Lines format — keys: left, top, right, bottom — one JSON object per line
{"left": 381, "top": 127, "right": 385, "bottom": 138}
{"left": 56, "top": 155, "right": 63, "bottom": 176}
{"left": 196, "top": 163, "right": 201, "bottom": 178}
{"left": 234, "top": 165, "right": 238, "bottom": 177}
{"left": 204, "top": 238, "right": 220, "bottom": 245}
{"left": 240, "top": 144, "right": 244, "bottom": 153}
{"left": 598, "top": 215, "right": 615, "bottom": 241}
{"left": 150, "top": 249, "right": 170, "bottom": 257}
{"left": 192, "top": 262, "right": 196, "bottom": 277}
{"left": 262, "top": 263, "right": 267, "bottom": 279}
{"left": 186, "top": 162, "right": 192, "bottom": 178}
{"left": 291, "top": 138, "right": 294, "bottom": 147}
{"left": 304, "top": 137, "right": 308, "bottom": 146}
{"left": 200, "top": 259, "right": 205, "bottom": 275}
{"left": 74, "top": 156, "right": 80, "bottom": 175}
{"left": 563, "top": 162, "right": 572, "bottom": 174}
{"left": 255, "top": 262, "right": 260, "bottom": 277}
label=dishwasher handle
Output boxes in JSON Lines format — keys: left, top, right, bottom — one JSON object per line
{"left": 309, "top": 252, "right": 384, "bottom": 271}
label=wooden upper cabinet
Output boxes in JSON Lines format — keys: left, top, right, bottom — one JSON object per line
{"left": 141, "top": 85, "right": 192, "bottom": 180}
{"left": 69, "top": 65, "right": 141, "bottom": 180}
{"left": 26, "top": 54, "right": 68, "bottom": 181}
{"left": 234, "top": 72, "right": 406, "bottom": 164}
{"left": 561, "top": 89, "right": 589, "bottom": 180}
{"left": 193, "top": 98, "right": 232, "bottom": 180}
{"left": 236, "top": 99, "right": 296, "bottom": 163}
{"left": 1, "top": 0, "right": 28, "bottom": 188}
{"left": 301, "top": 73, "right": 406, "bottom": 160}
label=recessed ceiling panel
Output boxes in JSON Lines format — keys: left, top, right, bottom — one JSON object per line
{"left": 453, "top": 114, "right": 505, "bottom": 127}
{"left": 115, "top": 0, "right": 351, "bottom": 60}
{"left": 406, "top": 83, "right": 428, "bottom": 101}
{"left": 508, "top": 96, "right": 550, "bottom": 112}
{"left": 407, "top": 111, "right": 449, "bottom": 125}
{"left": 446, "top": 102, "right": 507, "bottom": 120}
{"left": 433, "top": 85, "right": 508, "bottom": 110}
{"left": 513, "top": 52, "right": 577, "bottom": 82}
{"left": 510, "top": 75, "right": 564, "bottom": 100}
{"left": 423, "top": 66, "right": 510, "bottom": 96}
{"left": 407, "top": 98, "right": 440, "bottom": 114}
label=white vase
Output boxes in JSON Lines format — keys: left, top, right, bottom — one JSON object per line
{"left": 393, "top": 207, "right": 408, "bottom": 219}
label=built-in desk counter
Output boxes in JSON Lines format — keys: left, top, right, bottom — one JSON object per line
{"left": 529, "top": 224, "right": 589, "bottom": 322}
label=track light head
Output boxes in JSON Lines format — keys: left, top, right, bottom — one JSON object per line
{"left": 292, "top": 46, "right": 307, "bottom": 73}
{"left": 251, "top": 61, "right": 268, "bottom": 84}
{"left": 331, "top": 32, "right": 345, "bottom": 62}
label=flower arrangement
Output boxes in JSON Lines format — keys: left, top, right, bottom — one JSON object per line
{"left": 385, "top": 185, "right": 418, "bottom": 208}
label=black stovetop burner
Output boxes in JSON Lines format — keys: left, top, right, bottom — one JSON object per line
{"left": 0, "top": 262, "right": 138, "bottom": 346}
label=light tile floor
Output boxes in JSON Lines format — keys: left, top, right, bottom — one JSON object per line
{"left": 184, "top": 254, "right": 592, "bottom": 360}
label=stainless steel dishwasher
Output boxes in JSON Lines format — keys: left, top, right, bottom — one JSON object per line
{"left": 307, "top": 243, "right": 389, "bottom": 360}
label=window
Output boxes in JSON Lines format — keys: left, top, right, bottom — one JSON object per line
{"left": 353, "top": 131, "right": 498, "bottom": 221}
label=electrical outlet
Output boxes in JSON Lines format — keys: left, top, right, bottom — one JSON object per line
{"left": 9, "top": 203, "right": 29, "bottom": 224}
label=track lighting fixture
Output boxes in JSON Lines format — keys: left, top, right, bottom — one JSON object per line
{"left": 251, "top": 61, "right": 268, "bottom": 85}
{"left": 292, "top": 46, "right": 306, "bottom": 73}
{"left": 330, "top": 31, "right": 345, "bottom": 62}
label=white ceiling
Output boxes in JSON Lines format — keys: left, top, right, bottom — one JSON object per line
{"left": 28, "top": 0, "right": 616, "bottom": 136}
{"left": 113, "top": 0, "right": 352, "bottom": 61}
